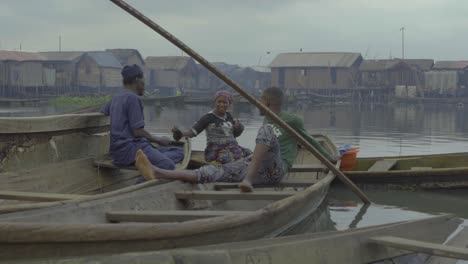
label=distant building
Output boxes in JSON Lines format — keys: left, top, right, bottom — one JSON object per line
{"left": 200, "top": 62, "right": 271, "bottom": 94}
{"left": 39, "top": 51, "right": 85, "bottom": 95}
{"left": 0, "top": 50, "right": 47, "bottom": 97}
{"left": 269, "top": 52, "right": 363, "bottom": 92}
{"left": 427, "top": 61, "right": 468, "bottom": 96}
{"left": 400, "top": 59, "right": 434, "bottom": 72}
{"left": 145, "top": 56, "right": 198, "bottom": 96}
{"left": 76, "top": 51, "right": 122, "bottom": 93}
{"left": 359, "top": 59, "right": 424, "bottom": 91}
{"left": 106, "top": 49, "right": 145, "bottom": 68}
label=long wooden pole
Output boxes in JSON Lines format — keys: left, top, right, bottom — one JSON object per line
{"left": 109, "top": 0, "right": 371, "bottom": 204}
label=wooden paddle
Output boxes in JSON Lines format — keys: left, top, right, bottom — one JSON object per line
{"left": 109, "top": 0, "right": 371, "bottom": 204}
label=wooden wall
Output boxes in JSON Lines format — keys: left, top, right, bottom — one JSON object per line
{"left": 76, "top": 56, "right": 101, "bottom": 88}
{"left": 10, "top": 62, "right": 44, "bottom": 88}
{"left": 101, "top": 68, "right": 121, "bottom": 88}
{"left": 272, "top": 67, "right": 358, "bottom": 90}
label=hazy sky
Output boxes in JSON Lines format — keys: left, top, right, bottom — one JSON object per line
{"left": 1, "top": 0, "right": 467, "bottom": 66}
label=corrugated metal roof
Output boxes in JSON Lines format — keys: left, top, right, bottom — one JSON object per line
{"left": 39, "top": 51, "right": 84, "bottom": 61}
{"left": 433, "top": 61, "right": 468, "bottom": 70}
{"left": 269, "top": 52, "right": 362, "bottom": 68}
{"left": 145, "top": 56, "right": 193, "bottom": 70}
{"left": 85, "top": 51, "right": 122, "bottom": 68}
{"left": 106, "top": 49, "right": 144, "bottom": 66}
{"left": 360, "top": 59, "right": 402, "bottom": 71}
{"left": 212, "top": 62, "right": 241, "bottom": 73}
{"left": 402, "top": 59, "right": 434, "bottom": 71}
{"left": 249, "top": 66, "right": 271, "bottom": 73}
{"left": 0, "top": 50, "right": 45, "bottom": 61}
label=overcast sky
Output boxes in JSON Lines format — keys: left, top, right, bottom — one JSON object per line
{"left": 1, "top": 0, "right": 467, "bottom": 66}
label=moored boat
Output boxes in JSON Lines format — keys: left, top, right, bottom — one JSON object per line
{"left": 8, "top": 214, "right": 462, "bottom": 264}
{"left": 343, "top": 152, "right": 468, "bottom": 189}
{"left": 0, "top": 134, "right": 337, "bottom": 261}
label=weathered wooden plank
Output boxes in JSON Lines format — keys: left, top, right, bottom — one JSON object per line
{"left": 289, "top": 164, "right": 327, "bottom": 172}
{"left": 426, "top": 226, "right": 468, "bottom": 264}
{"left": 106, "top": 210, "right": 251, "bottom": 223}
{"left": 369, "top": 236, "right": 468, "bottom": 260}
{"left": 16, "top": 215, "right": 459, "bottom": 264}
{"left": 411, "top": 167, "right": 433, "bottom": 171}
{"left": 368, "top": 159, "right": 398, "bottom": 172}
{"left": 213, "top": 179, "right": 316, "bottom": 190}
{"left": 174, "top": 190, "right": 297, "bottom": 201}
{"left": 0, "top": 113, "right": 109, "bottom": 134}
{"left": 0, "top": 191, "right": 90, "bottom": 202}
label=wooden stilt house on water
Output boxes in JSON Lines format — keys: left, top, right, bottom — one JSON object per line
{"left": 0, "top": 50, "right": 48, "bottom": 98}
{"left": 425, "top": 61, "right": 468, "bottom": 97}
{"left": 75, "top": 51, "right": 123, "bottom": 94}
{"left": 106, "top": 49, "right": 145, "bottom": 68}
{"left": 38, "top": 51, "right": 85, "bottom": 95}
{"left": 207, "top": 63, "right": 271, "bottom": 94}
{"left": 359, "top": 59, "right": 425, "bottom": 97}
{"left": 269, "top": 52, "right": 363, "bottom": 94}
{"left": 145, "top": 56, "right": 198, "bottom": 96}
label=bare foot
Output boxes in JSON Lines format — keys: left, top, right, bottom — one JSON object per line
{"left": 135, "top": 149, "right": 155, "bottom": 181}
{"left": 239, "top": 180, "right": 254, "bottom": 192}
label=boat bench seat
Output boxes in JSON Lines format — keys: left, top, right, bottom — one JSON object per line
{"left": 367, "top": 159, "right": 398, "bottom": 172}
{"left": 106, "top": 210, "right": 251, "bottom": 223}
{"left": 175, "top": 190, "right": 297, "bottom": 201}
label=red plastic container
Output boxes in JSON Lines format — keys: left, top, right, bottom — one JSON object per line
{"left": 339, "top": 148, "right": 359, "bottom": 171}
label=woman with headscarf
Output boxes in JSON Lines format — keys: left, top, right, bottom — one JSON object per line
{"left": 172, "top": 90, "right": 252, "bottom": 164}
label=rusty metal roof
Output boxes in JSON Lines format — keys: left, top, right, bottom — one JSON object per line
{"left": 39, "top": 51, "right": 84, "bottom": 61}
{"left": 434, "top": 61, "right": 468, "bottom": 70}
{"left": 402, "top": 59, "right": 434, "bottom": 71}
{"left": 0, "top": 50, "right": 45, "bottom": 61}
{"left": 145, "top": 56, "right": 194, "bottom": 70}
{"left": 269, "top": 52, "right": 362, "bottom": 68}
{"left": 359, "top": 60, "right": 400, "bottom": 71}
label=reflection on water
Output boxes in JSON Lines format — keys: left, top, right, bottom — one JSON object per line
{"left": 5, "top": 101, "right": 468, "bottom": 226}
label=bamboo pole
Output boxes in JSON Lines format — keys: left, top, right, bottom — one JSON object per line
{"left": 109, "top": 0, "right": 371, "bottom": 204}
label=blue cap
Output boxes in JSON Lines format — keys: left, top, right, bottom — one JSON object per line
{"left": 121, "top": 64, "right": 143, "bottom": 80}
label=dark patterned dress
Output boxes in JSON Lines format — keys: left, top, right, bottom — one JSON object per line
{"left": 192, "top": 111, "right": 251, "bottom": 164}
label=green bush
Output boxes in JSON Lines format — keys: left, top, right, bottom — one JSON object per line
{"left": 51, "top": 96, "right": 111, "bottom": 107}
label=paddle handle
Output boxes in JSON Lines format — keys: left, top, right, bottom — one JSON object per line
{"left": 109, "top": 0, "right": 371, "bottom": 204}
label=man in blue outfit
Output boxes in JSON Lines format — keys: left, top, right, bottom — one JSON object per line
{"left": 101, "top": 64, "right": 183, "bottom": 171}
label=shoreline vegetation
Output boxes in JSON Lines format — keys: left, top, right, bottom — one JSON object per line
{"left": 51, "top": 96, "right": 111, "bottom": 107}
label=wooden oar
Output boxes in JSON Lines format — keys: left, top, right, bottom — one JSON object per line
{"left": 109, "top": 0, "right": 371, "bottom": 204}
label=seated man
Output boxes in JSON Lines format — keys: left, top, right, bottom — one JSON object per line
{"left": 101, "top": 64, "right": 183, "bottom": 171}
{"left": 135, "top": 87, "right": 336, "bottom": 191}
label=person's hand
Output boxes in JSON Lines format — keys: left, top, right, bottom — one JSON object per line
{"left": 157, "top": 136, "right": 172, "bottom": 146}
{"left": 233, "top": 119, "right": 242, "bottom": 129}
{"left": 172, "top": 126, "right": 183, "bottom": 141}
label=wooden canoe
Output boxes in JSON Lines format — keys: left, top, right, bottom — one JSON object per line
{"left": 0, "top": 113, "right": 111, "bottom": 172}
{"left": 0, "top": 139, "right": 191, "bottom": 214}
{"left": 10, "top": 214, "right": 462, "bottom": 264}
{"left": 0, "top": 134, "right": 337, "bottom": 261}
{"left": 343, "top": 152, "right": 468, "bottom": 189}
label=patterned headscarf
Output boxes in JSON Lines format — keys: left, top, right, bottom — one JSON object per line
{"left": 214, "top": 90, "right": 233, "bottom": 104}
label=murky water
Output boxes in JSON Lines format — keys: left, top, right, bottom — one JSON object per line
{"left": 142, "top": 102, "right": 468, "bottom": 231}
{"left": 4, "top": 101, "right": 468, "bottom": 231}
